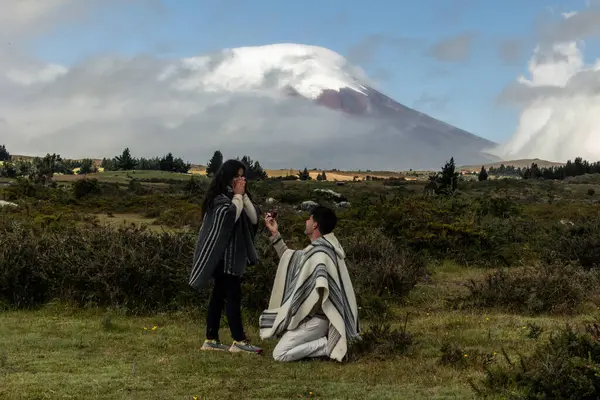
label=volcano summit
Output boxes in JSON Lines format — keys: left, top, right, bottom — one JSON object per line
{"left": 3, "top": 43, "right": 497, "bottom": 170}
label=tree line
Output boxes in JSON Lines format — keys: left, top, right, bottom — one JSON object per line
{"left": 477, "top": 157, "right": 600, "bottom": 181}
{"left": 0, "top": 145, "right": 270, "bottom": 182}
{"left": 100, "top": 148, "right": 191, "bottom": 173}
{"left": 6, "top": 142, "right": 597, "bottom": 184}
{"left": 520, "top": 157, "right": 600, "bottom": 180}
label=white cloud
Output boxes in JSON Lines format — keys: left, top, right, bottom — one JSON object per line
{"left": 6, "top": 63, "right": 67, "bottom": 86}
{"left": 0, "top": 1, "right": 494, "bottom": 170}
{"left": 493, "top": 39, "right": 600, "bottom": 162}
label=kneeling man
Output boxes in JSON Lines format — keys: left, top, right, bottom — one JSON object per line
{"left": 260, "top": 206, "right": 360, "bottom": 362}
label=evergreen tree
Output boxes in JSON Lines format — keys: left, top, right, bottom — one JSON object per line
{"left": 298, "top": 168, "right": 310, "bottom": 181}
{"left": 321, "top": 171, "right": 327, "bottom": 181}
{"left": 438, "top": 157, "right": 459, "bottom": 194}
{"left": 15, "top": 159, "right": 32, "bottom": 176}
{"left": 114, "top": 148, "right": 137, "bottom": 170}
{"left": 172, "top": 157, "right": 191, "bottom": 173}
{"left": 101, "top": 157, "right": 117, "bottom": 171}
{"left": 316, "top": 173, "right": 323, "bottom": 181}
{"left": 478, "top": 166, "right": 488, "bottom": 181}
{"left": 250, "top": 160, "right": 267, "bottom": 180}
{"left": 0, "top": 144, "right": 10, "bottom": 161}
{"left": 30, "top": 154, "right": 58, "bottom": 185}
{"left": 522, "top": 162, "right": 542, "bottom": 179}
{"left": 238, "top": 155, "right": 267, "bottom": 180}
{"left": 206, "top": 150, "right": 223, "bottom": 176}
{"left": 79, "top": 159, "right": 94, "bottom": 174}
{"left": 137, "top": 157, "right": 160, "bottom": 170}
{"left": 0, "top": 161, "right": 17, "bottom": 178}
{"left": 159, "top": 152, "right": 175, "bottom": 172}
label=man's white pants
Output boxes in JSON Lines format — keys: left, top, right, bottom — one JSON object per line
{"left": 272, "top": 316, "right": 329, "bottom": 362}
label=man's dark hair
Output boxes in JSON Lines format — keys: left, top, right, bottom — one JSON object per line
{"left": 310, "top": 205, "right": 337, "bottom": 235}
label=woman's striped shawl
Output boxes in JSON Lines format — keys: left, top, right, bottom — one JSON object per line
{"left": 188, "top": 193, "right": 258, "bottom": 291}
{"left": 259, "top": 234, "right": 360, "bottom": 362}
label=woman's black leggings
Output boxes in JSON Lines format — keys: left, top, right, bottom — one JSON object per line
{"left": 205, "top": 267, "right": 246, "bottom": 342}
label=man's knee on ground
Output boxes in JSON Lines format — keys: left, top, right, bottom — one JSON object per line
{"left": 272, "top": 344, "right": 292, "bottom": 362}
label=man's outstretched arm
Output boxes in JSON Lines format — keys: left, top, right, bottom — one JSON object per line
{"left": 269, "top": 232, "right": 289, "bottom": 259}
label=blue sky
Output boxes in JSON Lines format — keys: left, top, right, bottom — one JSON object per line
{"left": 28, "top": 0, "right": 596, "bottom": 144}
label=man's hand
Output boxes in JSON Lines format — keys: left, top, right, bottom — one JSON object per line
{"left": 264, "top": 212, "right": 279, "bottom": 236}
{"left": 232, "top": 177, "right": 246, "bottom": 195}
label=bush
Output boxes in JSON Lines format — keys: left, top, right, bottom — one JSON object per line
{"left": 377, "top": 197, "right": 517, "bottom": 267}
{"left": 538, "top": 220, "right": 600, "bottom": 269}
{"left": 0, "top": 214, "right": 424, "bottom": 317}
{"left": 473, "top": 323, "right": 600, "bottom": 399}
{"left": 73, "top": 178, "right": 101, "bottom": 199}
{"left": 347, "top": 319, "right": 413, "bottom": 361}
{"left": 154, "top": 203, "right": 202, "bottom": 229}
{"left": 0, "top": 217, "right": 200, "bottom": 312}
{"left": 452, "top": 262, "right": 598, "bottom": 315}
{"left": 439, "top": 342, "right": 496, "bottom": 369}
{"left": 343, "top": 229, "right": 426, "bottom": 317}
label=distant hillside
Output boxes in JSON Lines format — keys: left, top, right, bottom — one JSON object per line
{"left": 459, "top": 158, "right": 565, "bottom": 172}
{"left": 10, "top": 154, "right": 566, "bottom": 177}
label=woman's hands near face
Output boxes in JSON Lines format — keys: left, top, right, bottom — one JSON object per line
{"left": 232, "top": 177, "right": 246, "bottom": 195}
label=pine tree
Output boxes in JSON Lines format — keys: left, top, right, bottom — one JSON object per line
{"left": 101, "top": 157, "right": 116, "bottom": 171}
{"left": 172, "top": 157, "right": 191, "bottom": 173}
{"left": 159, "top": 152, "right": 174, "bottom": 171}
{"left": 251, "top": 160, "right": 267, "bottom": 180}
{"left": 439, "top": 157, "right": 459, "bottom": 194}
{"left": 478, "top": 166, "right": 488, "bottom": 181}
{"left": 79, "top": 159, "right": 94, "bottom": 174}
{"left": 206, "top": 150, "right": 223, "bottom": 176}
{"left": 321, "top": 171, "right": 327, "bottom": 181}
{"left": 114, "top": 148, "right": 137, "bottom": 170}
{"left": 0, "top": 144, "right": 10, "bottom": 161}
{"left": 298, "top": 168, "right": 310, "bottom": 181}
{"left": 238, "top": 155, "right": 267, "bottom": 180}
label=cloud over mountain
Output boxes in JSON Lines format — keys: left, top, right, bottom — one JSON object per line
{"left": 493, "top": 7, "right": 600, "bottom": 162}
{"left": 0, "top": 1, "right": 495, "bottom": 170}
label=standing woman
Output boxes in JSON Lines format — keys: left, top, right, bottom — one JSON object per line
{"left": 189, "top": 159, "right": 263, "bottom": 354}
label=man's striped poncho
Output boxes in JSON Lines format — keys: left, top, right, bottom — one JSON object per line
{"left": 259, "top": 233, "right": 360, "bottom": 362}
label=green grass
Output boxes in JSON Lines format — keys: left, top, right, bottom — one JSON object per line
{"left": 93, "top": 213, "right": 191, "bottom": 233}
{"left": 1, "top": 263, "right": 596, "bottom": 400}
{"left": 53, "top": 170, "right": 195, "bottom": 184}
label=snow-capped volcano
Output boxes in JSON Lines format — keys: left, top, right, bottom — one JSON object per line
{"left": 168, "top": 43, "right": 371, "bottom": 98}
{"left": 4, "top": 43, "right": 497, "bottom": 170}
{"left": 161, "top": 43, "right": 497, "bottom": 168}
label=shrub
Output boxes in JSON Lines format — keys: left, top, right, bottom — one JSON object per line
{"left": 452, "top": 262, "right": 598, "bottom": 315}
{"left": 2, "top": 178, "right": 41, "bottom": 200}
{"left": 439, "top": 342, "right": 496, "bottom": 369}
{"left": 73, "top": 178, "right": 101, "bottom": 199}
{"left": 0, "top": 217, "right": 200, "bottom": 312}
{"left": 154, "top": 203, "right": 202, "bottom": 229}
{"left": 0, "top": 214, "right": 424, "bottom": 317}
{"left": 473, "top": 323, "right": 600, "bottom": 399}
{"left": 347, "top": 319, "right": 413, "bottom": 361}
{"left": 343, "top": 229, "right": 427, "bottom": 318}
{"left": 538, "top": 220, "right": 600, "bottom": 269}
{"left": 475, "top": 196, "right": 522, "bottom": 219}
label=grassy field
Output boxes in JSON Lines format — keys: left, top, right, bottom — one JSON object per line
{"left": 2, "top": 261, "right": 598, "bottom": 399}
{"left": 2, "top": 167, "right": 600, "bottom": 399}
{"left": 54, "top": 170, "right": 195, "bottom": 184}
{"left": 3, "top": 263, "right": 589, "bottom": 400}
